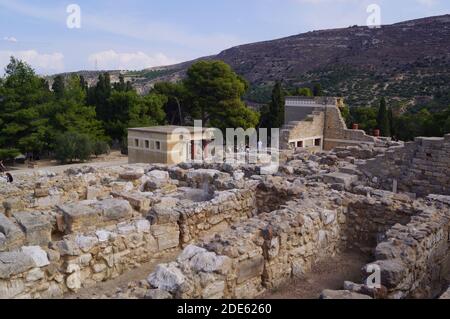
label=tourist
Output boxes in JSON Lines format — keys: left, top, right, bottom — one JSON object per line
{"left": 0, "top": 160, "right": 6, "bottom": 172}
{"left": 5, "top": 173, "right": 13, "bottom": 183}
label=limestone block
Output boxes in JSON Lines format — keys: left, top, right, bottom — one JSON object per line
{"left": 189, "top": 251, "right": 231, "bottom": 274}
{"left": 323, "top": 172, "right": 358, "bottom": 189}
{"left": 26, "top": 268, "right": 45, "bottom": 282}
{"left": 86, "top": 186, "right": 102, "bottom": 200}
{"left": 0, "top": 279, "right": 25, "bottom": 299}
{"left": 145, "top": 289, "right": 173, "bottom": 299}
{"left": 0, "top": 252, "right": 36, "bottom": 279}
{"left": 135, "top": 219, "right": 151, "bottom": 233}
{"left": 236, "top": 255, "right": 264, "bottom": 284}
{"left": 0, "top": 214, "right": 25, "bottom": 249}
{"left": 320, "top": 210, "right": 336, "bottom": 225}
{"left": 58, "top": 203, "right": 101, "bottom": 233}
{"left": 320, "top": 290, "right": 373, "bottom": 299}
{"left": 53, "top": 239, "right": 81, "bottom": 257}
{"left": 147, "top": 263, "right": 185, "bottom": 293}
{"left": 151, "top": 225, "right": 180, "bottom": 251}
{"left": 21, "top": 246, "right": 50, "bottom": 267}
{"left": 147, "top": 170, "right": 169, "bottom": 182}
{"left": 13, "top": 212, "right": 52, "bottom": 246}
{"left": 34, "top": 187, "right": 49, "bottom": 198}
{"left": 75, "top": 235, "right": 99, "bottom": 253}
{"left": 119, "top": 169, "right": 144, "bottom": 181}
{"left": 111, "top": 191, "right": 151, "bottom": 212}
{"left": 95, "top": 230, "right": 115, "bottom": 242}
{"left": 202, "top": 280, "right": 225, "bottom": 299}
{"left": 96, "top": 199, "right": 133, "bottom": 221}
{"left": 177, "top": 245, "right": 207, "bottom": 263}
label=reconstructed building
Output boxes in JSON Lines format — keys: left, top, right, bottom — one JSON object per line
{"left": 281, "top": 96, "right": 376, "bottom": 151}
{"left": 128, "top": 126, "right": 214, "bottom": 165}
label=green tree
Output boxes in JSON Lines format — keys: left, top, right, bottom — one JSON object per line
{"left": 88, "top": 73, "right": 112, "bottom": 122}
{"left": 350, "top": 106, "right": 378, "bottom": 133}
{"left": 0, "top": 57, "right": 53, "bottom": 158}
{"left": 183, "top": 61, "right": 259, "bottom": 130}
{"left": 54, "top": 132, "right": 93, "bottom": 164}
{"left": 377, "top": 97, "right": 391, "bottom": 137}
{"left": 52, "top": 75, "right": 106, "bottom": 142}
{"left": 92, "top": 140, "right": 110, "bottom": 157}
{"left": 107, "top": 90, "right": 167, "bottom": 141}
{"left": 52, "top": 75, "right": 65, "bottom": 99}
{"left": 313, "top": 83, "right": 323, "bottom": 97}
{"left": 296, "top": 87, "right": 313, "bottom": 97}
{"left": 267, "top": 81, "right": 285, "bottom": 129}
{"left": 152, "top": 82, "right": 187, "bottom": 125}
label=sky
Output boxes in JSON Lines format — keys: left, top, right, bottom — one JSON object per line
{"left": 0, "top": 0, "right": 448, "bottom": 75}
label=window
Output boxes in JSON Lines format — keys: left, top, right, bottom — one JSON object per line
{"left": 134, "top": 139, "right": 139, "bottom": 147}
{"left": 155, "top": 141, "right": 161, "bottom": 150}
{"left": 145, "top": 140, "right": 150, "bottom": 149}
{"left": 297, "top": 141, "right": 303, "bottom": 148}
{"left": 315, "top": 138, "right": 322, "bottom": 147}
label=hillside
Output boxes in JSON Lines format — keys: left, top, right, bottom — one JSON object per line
{"left": 53, "top": 14, "right": 450, "bottom": 108}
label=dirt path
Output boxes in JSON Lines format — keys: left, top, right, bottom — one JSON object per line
{"left": 262, "top": 251, "right": 371, "bottom": 299}
{"left": 12, "top": 158, "right": 128, "bottom": 177}
{"left": 64, "top": 250, "right": 180, "bottom": 299}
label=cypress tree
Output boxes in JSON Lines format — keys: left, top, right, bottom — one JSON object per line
{"left": 313, "top": 83, "right": 323, "bottom": 97}
{"left": 52, "top": 75, "right": 65, "bottom": 99}
{"left": 377, "top": 97, "right": 391, "bottom": 137}
{"left": 268, "top": 81, "right": 285, "bottom": 128}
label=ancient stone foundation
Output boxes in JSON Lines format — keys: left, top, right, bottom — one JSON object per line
{"left": 1, "top": 137, "right": 449, "bottom": 299}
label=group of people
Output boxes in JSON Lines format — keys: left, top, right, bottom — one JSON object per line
{"left": 0, "top": 160, "right": 13, "bottom": 183}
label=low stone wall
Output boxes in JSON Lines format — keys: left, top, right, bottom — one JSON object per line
{"left": 146, "top": 187, "right": 347, "bottom": 299}
{"left": 344, "top": 187, "right": 418, "bottom": 251}
{"left": 324, "top": 195, "right": 450, "bottom": 299}
{"left": 363, "top": 198, "right": 450, "bottom": 299}
{"left": 358, "top": 135, "right": 450, "bottom": 197}
{"left": 0, "top": 217, "right": 180, "bottom": 299}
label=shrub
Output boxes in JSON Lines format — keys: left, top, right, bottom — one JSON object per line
{"left": 54, "top": 132, "right": 93, "bottom": 164}
{"left": 92, "top": 140, "right": 110, "bottom": 157}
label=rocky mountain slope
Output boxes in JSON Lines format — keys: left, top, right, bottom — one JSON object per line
{"left": 53, "top": 14, "right": 450, "bottom": 108}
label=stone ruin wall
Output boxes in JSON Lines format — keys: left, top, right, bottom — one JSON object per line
{"left": 280, "top": 111, "right": 325, "bottom": 151}
{"left": 358, "top": 134, "right": 450, "bottom": 197}
{"left": 148, "top": 185, "right": 349, "bottom": 299}
{"left": 0, "top": 165, "right": 261, "bottom": 298}
{"left": 1, "top": 140, "right": 450, "bottom": 300}
{"left": 344, "top": 195, "right": 450, "bottom": 299}
{"left": 323, "top": 106, "right": 376, "bottom": 151}
{"left": 280, "top": 104, "right": 376, "bottom": 151}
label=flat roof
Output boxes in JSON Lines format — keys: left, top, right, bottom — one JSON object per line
{"left": 128, "top": 125, "right": 208, "bottom": 134}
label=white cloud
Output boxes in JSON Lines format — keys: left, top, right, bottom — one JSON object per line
{"left": 88, "top": 50, "right": 179, "bottom": 70}
{"left": 0, "top": 50, "right": 64, "bottom": 74}
{"left": 2, "top": 36, "right": 18, "bottom": 43}
{"left": 416, "top": 0, "right": 438, "bottom": 6}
